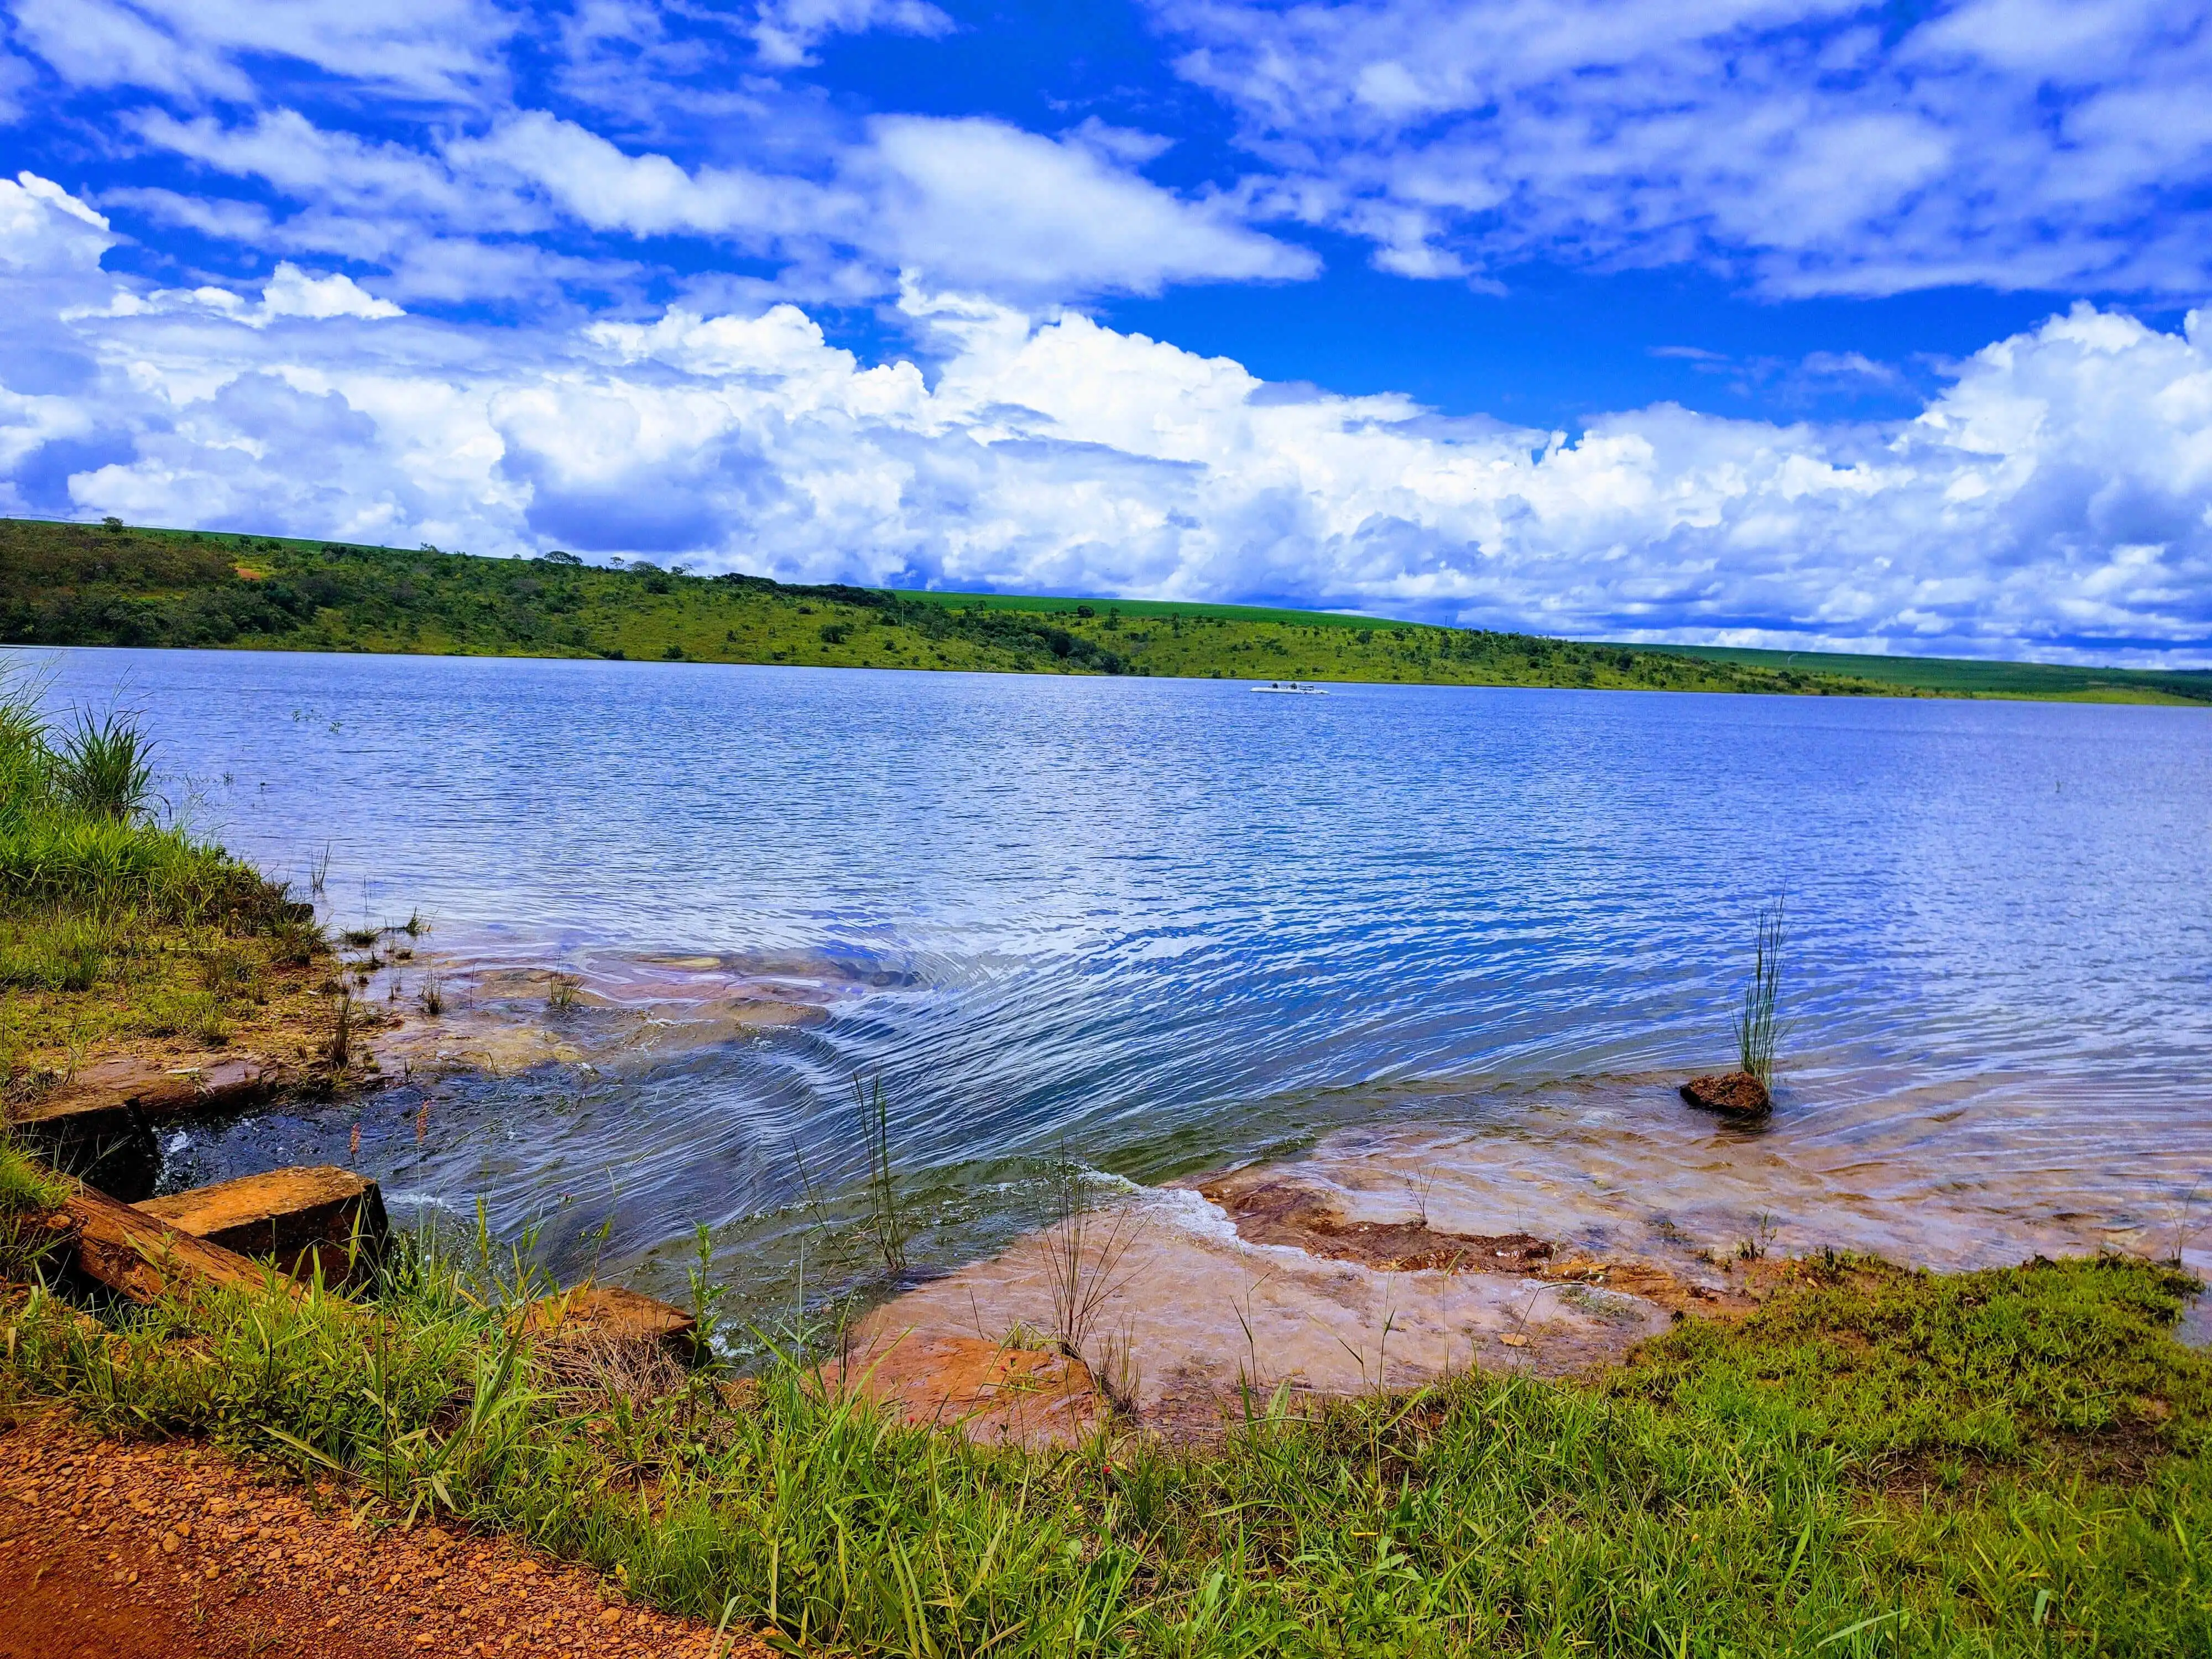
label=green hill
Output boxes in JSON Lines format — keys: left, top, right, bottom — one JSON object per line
{"left": 1638, "top": 642, "right": 2212, "bottom": 704}
{"left": 3, "top": 517, "right": 2204, "bottom": 705}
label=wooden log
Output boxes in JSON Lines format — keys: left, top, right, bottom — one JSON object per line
{"left": 62, "top": 1182, "right": 300, "bottom": 1306}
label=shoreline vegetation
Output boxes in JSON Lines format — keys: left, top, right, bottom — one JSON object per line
{"left": 8, "top": 515, "right": 2211, "bottom": 706}
{"left": 0, "top": 666, "right": 351, "bottom": 1121}
{"left": 4, "top": 686, "right": 2211, "bottom": 1655}
{"left": 6, "top": 1160, "right": 2209, "bottom": 1656}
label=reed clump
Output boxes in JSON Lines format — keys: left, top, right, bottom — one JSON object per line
{"left": 1735, "top": 899, "right": 1785, "bottom": 1084}
{"left": 54, "top": 708, "right": 156, "bottom": 821}
{"left": 1036, "top": 1150, "right": 1148, "bottom": 1387}
{"left": 856, "top": 1072, "right": 909, "bottom": 1277}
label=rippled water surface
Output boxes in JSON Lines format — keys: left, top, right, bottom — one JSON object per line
{"left": 30, "top": 648, "right": 2212, "bottom": 1306}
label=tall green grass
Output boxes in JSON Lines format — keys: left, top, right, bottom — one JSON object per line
{"left": 0, "top": 1140, "right": 67, "bottom": 1279}
{"left": 54, "top": 707, "right": 156, "bottom": 820}
{"left": 2, "top": 1196, "right": 2205, "bottom": 1658}
{"left": 0, "top": 662, "right": 280, "bottom": 920}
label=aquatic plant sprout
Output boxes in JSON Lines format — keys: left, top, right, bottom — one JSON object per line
{"left": 1036, "top": 1150, "right": 1149, "bottom": 1371}
{"left": 1735, "top": 900, "right": 1785, "bottom": 1084}
{"left": 857, "top": 1073, "right": 909, "bottom": 1277}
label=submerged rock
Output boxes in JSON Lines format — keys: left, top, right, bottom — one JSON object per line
{"left": 1198, "top": 1173, "right": 1555, "bottom": 1273}
{"left": 1679, "top": 1071, "right": 1772, "bottom": 1117}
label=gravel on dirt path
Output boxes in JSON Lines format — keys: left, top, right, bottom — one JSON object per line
{"left": 0, "top": 1412, "right": 770, "bottom": 1659}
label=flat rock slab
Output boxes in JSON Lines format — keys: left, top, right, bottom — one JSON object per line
{"left": 25, "top": 1054, "right": 280, "bottom": 1121}
{"left": 523, "top": 1285, "right": 698, "bottom": 1360}
{"left": 1679, "top": 1071, "right": 1772, "bottom": 1117}
{"left": 1199, "top": 1172, "right": 1556, "bottom": 1272}
{"left": 834, "top": 1332, "right": 1101, "bottom": 1448}
{"left": 18, "top": 1056, "right": 285, "bottom": 1201}
{"left": 135, "top": 1165, "right": 388, "bottom": 1285}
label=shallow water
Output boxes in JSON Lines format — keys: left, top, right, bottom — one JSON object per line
{"left": 24, "top": 647, "right": 2212, "bottom": 1321}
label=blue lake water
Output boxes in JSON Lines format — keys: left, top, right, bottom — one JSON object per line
{"left": 23, "top": 647, "right": 2212, "bottom": 1307}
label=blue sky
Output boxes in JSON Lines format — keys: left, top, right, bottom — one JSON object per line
{"left": 3, "top": 0, "right": 2211, "bottom": 660}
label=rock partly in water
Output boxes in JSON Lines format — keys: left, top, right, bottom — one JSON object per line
{"left": 1198, "top": 1174, "right": 1556, "bottom": 1273}
{"left": 1679, "top": 1071, "right": 1772, "bottom": 1117}
{"left": 134, "top": 1165, "right": 389, "bottom": 1284}
{"left": 17, "top": 1056, "right": 286, "bottom": 1201}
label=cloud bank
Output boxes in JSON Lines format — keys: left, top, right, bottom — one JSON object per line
{"left": 1156, "top": 0, "right": 2212, "bottom": 295}
{"left": 6, "top": 174, "right": 2206, "bottom": 665}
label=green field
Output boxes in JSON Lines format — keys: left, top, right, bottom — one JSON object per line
{"left": 5, "top": 517, "right": 2205, "bottom": 705}
{"left": 1644, "top": 643, "right": 2212, "bottom": 705}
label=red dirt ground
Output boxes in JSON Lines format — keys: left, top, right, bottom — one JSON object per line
{"left": 0, "top": 1412, "right": 769, "bottom": 1659}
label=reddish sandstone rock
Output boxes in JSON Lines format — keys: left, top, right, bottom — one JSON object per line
{"left": 522, "top": 1285, "right": 699, "bottom": 1362}
{"left": 1679, "top": 1071, "right": 1772, "bottom": 1117}
{"left": 833, "top": 1332, "right": 1103, "bottom": 1448}
{"left": 62, "top": 1182, "right": 301, "bottom": 1305}
{"left": 135, "top": 1165, "right": 388, "bottom": 1285}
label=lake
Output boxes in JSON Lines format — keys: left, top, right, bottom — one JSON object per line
{"left": 26, "top": 647, "right": 2212, "bottom": 1315}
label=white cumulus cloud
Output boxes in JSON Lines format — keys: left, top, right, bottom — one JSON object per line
{"left": 749, "top": 0, "right": 953, "bottom": 68}
{"left": 8, "top": 0, "right": 513, "bottom": 102}
{"left": 4, "top": 172, "right": 2209, "bottom": 664}
{"left": 112, "top": 103, "right": 1313, "bottom": 306}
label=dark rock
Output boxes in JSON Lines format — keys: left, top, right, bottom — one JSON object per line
{"left": 14, "top": 1094, "right": 158, "bottom": 1201}
{"left": 1679, "top": 1071, "right": 1772, "bottom": 1116}
{"left": 15, "top": 1057, "right": 288, "bottom": 1201}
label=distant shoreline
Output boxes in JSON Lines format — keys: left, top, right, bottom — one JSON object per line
{"left": 7, "top": 515, "right": 2208, "bottom": 706}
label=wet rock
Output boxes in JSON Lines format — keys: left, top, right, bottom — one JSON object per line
{"left": 1198, "top": 1175, "right": 1554, "bottom": 1273}
{"left": 14, "top": 1092, "right": 158, "bottom": 1201}
{"left": 134, "top": 1166, "right": 389, "bottom": 1285}
{"left": 17, "top": 1057, "right": 286, "bottom": 1201}
{"left": 1679, "top": 1071, "right": 1772, "bottom": 1117}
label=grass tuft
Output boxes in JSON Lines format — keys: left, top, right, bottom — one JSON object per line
{"left": 857, "top": 1073, "right": 909, "bottom": 1278}
{"left": 54, "top": 707, "right": 156, "bottom": 821}
{"left": 0, "top": 1139, "right": 69, "bottom": 1279}
{"left": 1036, "top": 1150, "right": 1149, "bottom": 1380}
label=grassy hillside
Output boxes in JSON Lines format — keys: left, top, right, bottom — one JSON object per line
{"left": 1648, "top": 643, "right": 2212, "bottom": 705}
{"left": 5, "top": 517, "right": 2204, "bottom": 703}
